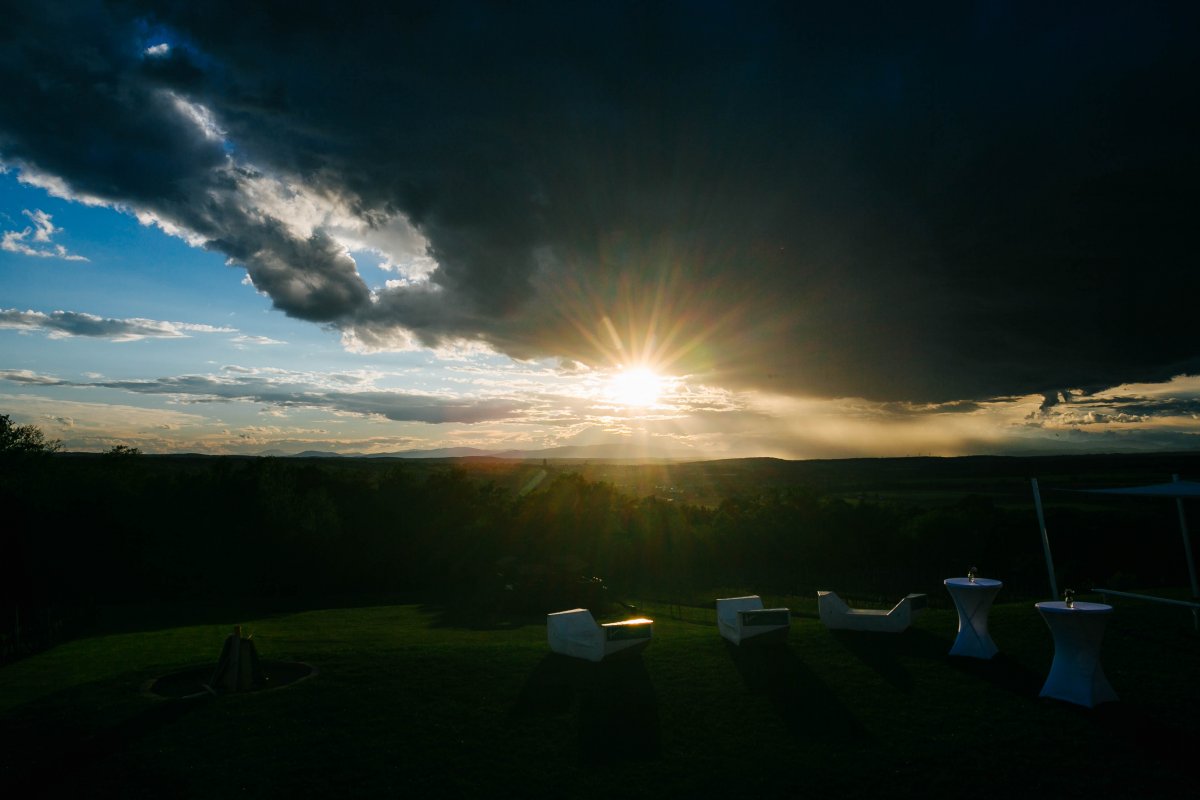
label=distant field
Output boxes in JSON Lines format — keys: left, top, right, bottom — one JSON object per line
{"left": 562, "top": 452, "right": 1200, "bottom": 508}
{"left": 398, "top": 451, "right": 1200, "bottom": 510}
{"left": 91, "top": 450, "right": 1200, "bottom": 507}
{"left": 2, "top": 596, "right": 1197, "bottom": 797}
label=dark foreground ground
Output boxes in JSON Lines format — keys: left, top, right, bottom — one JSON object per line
{"left": 1, "top": 593, "right": 1197, "bottom": 798}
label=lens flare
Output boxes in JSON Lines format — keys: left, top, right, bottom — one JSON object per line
{"left": 607, "top": 366, "right": 664, "bottom": 407}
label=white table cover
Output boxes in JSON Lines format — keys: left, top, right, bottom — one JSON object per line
{"left": 944, "top": 577, "right": 1002, "bottom": 659}
{"left": 1036, "top": 600, "right": 1118, "bottom": 708}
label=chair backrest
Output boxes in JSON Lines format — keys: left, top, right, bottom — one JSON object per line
{"left": 603, "top": 619, "right": 653, "bottom": 641}
{"left": 547, "top": 608, "right": 608, "bottom": 660}
{"left": 547, "top": 608, "right": 597, "bottom": 632}
{"left": 741, "top": 608, "right": 790, "bottom": 628}
{"left": 883, "top": 593, "right": 927, "bottom": 626}
{"left": 716, "top": 595, "right": 764, "bottom": 627}
{"left": 817, "top": 591, "right": 850, "bottom": 616}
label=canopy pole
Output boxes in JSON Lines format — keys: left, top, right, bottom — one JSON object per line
{"left": 1032, "top": 478, "right": 1059, "bottom": 599}
{"left": 1172, "top": 475, "right": 1199, "bottom": 632}
{"left": 1172, "top": 475, "right": 1199, "bottom": 597}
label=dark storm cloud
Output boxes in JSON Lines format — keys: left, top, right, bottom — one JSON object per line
{"left": 2, "top": 1, "right": 1198, "bottom": 401}
{"left": 0, "top": 3, "right": 369, "bottom": 322}
{"left": 880, "top": 399, "right": 985, "bottom": 416}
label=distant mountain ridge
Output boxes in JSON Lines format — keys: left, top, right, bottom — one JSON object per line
{"left": 285, "top": 443, "right": 698, "bottom": 461}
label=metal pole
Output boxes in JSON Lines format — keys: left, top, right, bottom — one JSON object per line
{"left": 1172, "top": 475, "right": 1199, "bottom": 631}
{"left": 1031, "top": 478, "right": 1059, "bottom": 599}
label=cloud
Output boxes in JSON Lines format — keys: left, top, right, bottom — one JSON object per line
{"left": 93, "top": 375, "right": 527, "bottom": 424}
{"left": 0, "top": 308, "right": 235, "bottom": 341}
{"left": 0, "top": 369, "right": 66, "bottom": 385}
{"left": 231, "top": 334, "right": 285, "bottom": 347}
{"left": 0, "top": 367, "right": 530, "bottom": 425}
{"left": 1, "top": 4, "right": 1198, "bottom": 403}
{"left": 0, "top": 394, "right": 211, "bottom": 450}
{"left": 1, "top": 209, "right": 88, "bottom": 261}
{"left": 0, "top": 357, "right": 744, "bottom": 431}
{"left": 1024, "top": 375, "right": 1200, "bottom": 429}
{"left": 4, "top": 363, "right": 1198, "bottom": 456}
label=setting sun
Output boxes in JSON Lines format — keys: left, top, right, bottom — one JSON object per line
{"left": 607, "top": 366, "right": 664, "bottom": 408}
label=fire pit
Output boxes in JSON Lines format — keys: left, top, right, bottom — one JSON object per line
{"left": 144, "top": 626, "right": 317, "bottom": 699}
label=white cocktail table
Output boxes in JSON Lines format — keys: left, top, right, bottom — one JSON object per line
{"left": 944, "top": 577, "right": 1002, "bottom": 658}
{"left": 1036, "top": 601, "right": 1118, "bottom": 708}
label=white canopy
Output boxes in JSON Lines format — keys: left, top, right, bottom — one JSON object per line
{"left": 1077, "top": 480, "right": 1200, "bottom": 499}
{"left": 1032, "top": 474, "right": 1198, "bottom": 627}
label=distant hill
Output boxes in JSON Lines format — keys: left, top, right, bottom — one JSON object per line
{"left": 364, "top": 447, "right": 498, "bottom": 459}
{"left": 284, "top": 443, "right": 698, "bottom": 461}
{"left": 482, "top": 443, "right": 690, "bottom": 461}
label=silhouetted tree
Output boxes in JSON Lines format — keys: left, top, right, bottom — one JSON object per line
{"left": 0, "top": 414, "right": 60, "bottom": 455}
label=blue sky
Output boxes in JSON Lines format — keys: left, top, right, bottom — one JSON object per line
{"left": 1, "top": 3, "right": 1198, "bottom": 458}
{"left": 0, "top": 169, "right": 533, "bottom": 454}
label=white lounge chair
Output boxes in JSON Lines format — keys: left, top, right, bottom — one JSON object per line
{"left": 715, "top": 595, "right": 791, "bottom": 645}
{"left": 817, "top": 591, "right": 927, "bottom": 633}
{"left": 546, "top": 608, "right": 653, "bottom": 662}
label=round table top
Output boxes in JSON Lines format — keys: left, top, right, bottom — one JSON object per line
{"left": 1036, "top": 601, "right": 1112, "bottom": 614}
{"left": 945, "top": 577, "right": 1003, "bottom": 588}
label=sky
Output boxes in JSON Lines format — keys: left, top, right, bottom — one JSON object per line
{"left": 1, "top": 1, "right": 1198, "bottom": 459}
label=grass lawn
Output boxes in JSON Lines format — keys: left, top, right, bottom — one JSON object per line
{"left": 2, "top": 595, "right": 1197, "bottom": 798}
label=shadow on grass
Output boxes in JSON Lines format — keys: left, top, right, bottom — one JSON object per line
{"left": 510, "top": 653, "right": 579, "bottom": 717}
{"left": 828, "top": 628, "right": 947, "bottom": 692}
{"left": 511, "top": 653, "right": 659, "bottom": 765}
{"left": 2, "top": 687, "right": 208, "bottom": 793}
{"left": 945, "top": 652, "right": 1044, "bottom": 698}
{"left": 417, "top": 601, "right": 544, "bottom": 631}
{"left": 1089, "top": 700, "right": 1196, "bottom": 777}
{"left": 86, "top": 592, "right": 423, "bottom": 637}
{"left": 146, "top": 660, "right": 317, "bottom": 698}
{"left": 725, "top": 641, "right": 867, "bottom": 741}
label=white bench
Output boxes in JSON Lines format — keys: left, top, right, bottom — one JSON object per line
{"left": 547, "top": 608, "right": 653, "bottom": 662}
{"left": 817, "top": 591, "right": 927, "bottom": 633}
{"left": 715, "top": 595, "right": 791, "bottom": 645}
